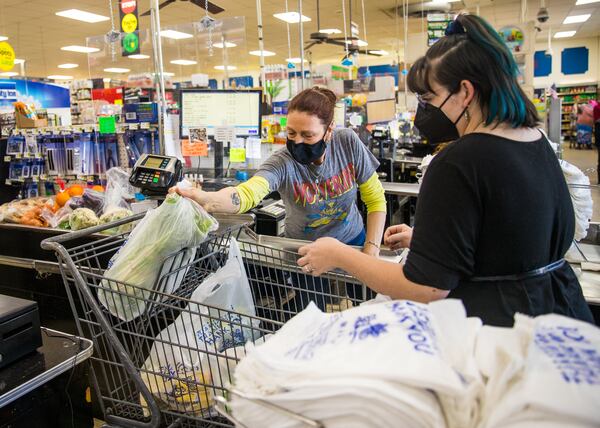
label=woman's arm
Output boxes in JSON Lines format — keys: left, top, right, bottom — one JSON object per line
{"left": 358, "top": 172, "right": 387, "bottom": 256}
{"left": 298, "top": 238, "right": 449, "bottom": 303}
{"left": 171, "top": 176, "right": 271, "bottom": 214}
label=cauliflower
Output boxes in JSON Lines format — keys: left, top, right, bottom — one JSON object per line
{"left": 69, "top": 208, "right": 99, "bottom": 230}
{"left": 100, "top": 208, "right": 134, "bottom": 235}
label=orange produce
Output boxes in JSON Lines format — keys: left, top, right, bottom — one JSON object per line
{"left": 68, "top": 185, "right": 84, "bottom": 197}
{"left": 92, "top": 185, "right": 105, "bottom": 192}
{"left": 55, "top": 191, "right": 71, "bottom": 207}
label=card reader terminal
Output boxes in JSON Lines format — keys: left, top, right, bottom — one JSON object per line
{"left": 129, "top": 154, "right": 183, "bottom": 195}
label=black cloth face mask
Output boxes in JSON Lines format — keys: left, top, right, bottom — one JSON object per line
{"left": 286, "top": 127, "right": 329, "bottom": 165}
{"left": 414, "top": 92, "right": 467, "bottom": 144}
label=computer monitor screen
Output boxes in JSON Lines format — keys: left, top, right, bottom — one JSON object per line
{"left": 366, "top": 99, "right": 396, "bottom": 124}
{"left": 180, "top": 89, "right": 261, "bottom": 138}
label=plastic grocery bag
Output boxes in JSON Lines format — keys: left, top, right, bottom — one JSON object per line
{"left": 139, "top": 239, "right": 260, "bottom": 415}
{"left": 97, "top": 193, "right": 218, "bottom": 321}
{"left": 102, "top": 167, "right": 137, "bottom": 213}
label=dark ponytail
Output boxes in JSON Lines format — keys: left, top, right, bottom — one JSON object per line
{"left": 408, "top": 14, "right": 538, "bottom": 128}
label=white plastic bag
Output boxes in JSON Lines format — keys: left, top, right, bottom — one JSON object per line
{"left": 97, "top": 193, "right": 218, "bottom": 321}
{"left": 102, "top": 167, "right": 137, "bottom": 213}
{"left": 140, "top": 238, "right": 260, "bottom": 415}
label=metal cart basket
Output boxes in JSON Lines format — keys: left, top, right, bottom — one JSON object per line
{"left": 41, "top": 213, "right": 366, "bottom": 428}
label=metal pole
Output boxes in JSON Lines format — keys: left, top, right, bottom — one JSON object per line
{"left": 222, "top": 35, "right": 230, "bottom": 88}
{"left": 256, "top": 0, "right": 266, "bottom": 90}
{"left": 299, "top": 0, "right": 305, "bottom": 90}
{"left": 150, "top": 0, "right": 167, "bottom": 154}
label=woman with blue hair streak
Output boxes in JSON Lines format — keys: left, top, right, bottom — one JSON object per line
{"left": 297, "top": 13, "right": 593, "bottom": 327}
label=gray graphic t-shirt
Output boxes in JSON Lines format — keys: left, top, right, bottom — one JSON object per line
{"left": 256, "top": 128, "right": 379, "bottom": 243}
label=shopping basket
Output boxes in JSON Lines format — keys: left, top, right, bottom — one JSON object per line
{"left": 41, "top": 212, "right": 366, "bottom": 428}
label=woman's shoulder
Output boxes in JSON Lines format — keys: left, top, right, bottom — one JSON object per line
{"left": 332, "top": 127, "right": 358, "bottom": 142}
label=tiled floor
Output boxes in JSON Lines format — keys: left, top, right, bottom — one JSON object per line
{"left": 561, "top": 145, "right": 600, "bottom": 222}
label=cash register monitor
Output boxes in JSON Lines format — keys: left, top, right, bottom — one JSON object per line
{"left": 366, "top": 99, "right": 396, "bottom": 124}
{"left": 180, "top": 89, "right": 262, "bottom": 138}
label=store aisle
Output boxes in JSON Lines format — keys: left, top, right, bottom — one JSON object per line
{"left": 562, "top": 145, "right": 600, "bottom": 222}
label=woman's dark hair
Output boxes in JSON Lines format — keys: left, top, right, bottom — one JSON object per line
{"left": 288, "top": 87, "right": 337, "bottom": 126}
{"left": 407, "top": 14, "right": 539, "bottom": 128}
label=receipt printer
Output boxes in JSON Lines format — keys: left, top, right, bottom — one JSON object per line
{"left": 0, "top": 294, "right": 42, "bottom": 369}
{"left": 255, "top": 201, "right": 286, "bottom": 237}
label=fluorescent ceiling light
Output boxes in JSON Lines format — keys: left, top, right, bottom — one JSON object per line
{"left": 319, "top": 28, "right": 341, "bottom": 34}
{"left": 273, "top": 12, "right": 311, "bottom": 23}
{"left": 0, "top": 36, "right": 7, "bottom": 42}
{"left": 160, "top": 30, "right": 193, "bottom": 40}
{"left": 369, "top": 50, "right": 389, "bottom": 55}
{"left": 14, "top": 59, "right": 25, "bottom": 64}
{"left": 58, "top": 63, "right": 79, "bottom": 69}
{"left": 48, "top": 75, "right": 73, "bottom": 80}
{"left": 61, "top": 45, "right": 100, "bottom": 53}
{"left": 563, "top": 14, "right": 591, "bottom": 24}
{"left": 170, "top": 59, "right": 197, "bottom": 65}
{"left": 152, "top": 72, "right": 175, "bottom": 76}
{"left": 575, "top": 0, "right": 600, "bottom": 4}
{"left": 55, "top": 9, "right": 109, "bottom": 23}
{"left": 214, "top": 65, "right": 237, "bottom": 71}
{"left": 554, "top": 30, "right": 577, "bottom": 38}
{"left": 345, "top": 39, "right": 368, "bottom": 47}
{"left": 214, "top": 41, "right": 237, "bottom": 48}
{"left": 249, "top": 50, "right": 276, "bottom": 57}
{"left": 104, "top": 67, "right": 130, "bottom": 73}
{"left": 128, "top": 54, "right": 150, "bottom": 59}
{"left": 0, "top": 72, "right": 18, "bottom": 77}
{"left": 286, "top": 57, "right": 307, "bottom": 63}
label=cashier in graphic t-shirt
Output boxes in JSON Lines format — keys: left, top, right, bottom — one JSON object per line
{"left": 170, "top": 87, "right": 387, "bottom": 257}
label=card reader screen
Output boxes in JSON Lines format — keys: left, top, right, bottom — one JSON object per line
{"left": 143, "top": 156, "right": 163, "bottom": 169}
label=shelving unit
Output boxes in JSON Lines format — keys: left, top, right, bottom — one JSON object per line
{"left": 556, "top": 83, "right": 598, "bottom": 143}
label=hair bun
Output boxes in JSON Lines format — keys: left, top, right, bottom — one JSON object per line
{"left": 445, "top": 19, "right": 466, "bottom": 36}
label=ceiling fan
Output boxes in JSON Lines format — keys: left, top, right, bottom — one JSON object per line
{"left": 304, "top": 0, "right": 384, "bottom": 57}
{"left": 141, "top": 0, "right": 224, "bottom": 17}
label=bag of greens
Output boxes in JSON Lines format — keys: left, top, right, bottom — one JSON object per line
{"left": 97, "top": 193, "right": 218, "bottom": 321}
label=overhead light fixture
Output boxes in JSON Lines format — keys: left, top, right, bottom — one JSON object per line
{"left": 249, "top": 50, "right": 276, "bottom": 57}
{"left": 160, "top": 30, "right": 193, "bottom": 40}
{"left": 47, "top": 75, "right": 73, "bottom": 80}
{"left": 319, "top": 28, "right": 341, "bottom": 34}
{"left": 14, "top": 59, "right": 25, "bottom": 64}
{"left": 61, "top": 45, "right": 100, "bottom": 53}
{"left": 369, "top": 50, "right": 389, "bottom": 56}
{"left": 0, "top": 72, "right": 18, "bottom": 77}
{"left": 554, "top": 31, "right": 577, "bottom": 38}
{"left": 286, "top": 57, "right": 308, "bottom": 63}
{"left": 214, "top": 65, "right": 237, "bottom": 71}
{"left": 152, "top": 72, "right": 175, "bottom": 77}
{"left": 104, "top": 67, "right": 130, "bottom": 73}
{"left": 0, "top": 36, "right": 7, "bottom": 42}
{"left": 563, "top": 14, "right": 591, "bottom": 24}
{"left": 345, "top": 39, "right": 368, "bottom": 47}
{"left": 58, "top": 63, "right": 79, "bottom": 69}
{"left": 214, "top": 41, "right": 237, "bottom": 48}
{"left": 128, "top": 54, "right": 150, "bottom": 59}
{"left": 170, "top": 59, "right": 197, "bottom": 65}
{"left": 55, "top": 9, "right": 109, "bottom": 23}
{"left": 273, "top": 12, "right": 311, "bottom": 23}
{"left": 575, "top": 0, "right": 600, "bottom": 4}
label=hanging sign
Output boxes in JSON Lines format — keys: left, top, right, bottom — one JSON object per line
{"left": 120, "top": 0, "right": 140, "bottom": 56}
{"left": 0, "top": 41, "right": 16, "bottom": 71}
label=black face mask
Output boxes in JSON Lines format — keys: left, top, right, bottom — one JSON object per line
{"left": 414, "top": 93, "right": 467, "bottom": 144}
{"left": 286, "top": 129, "right": 328, "bottom": 165}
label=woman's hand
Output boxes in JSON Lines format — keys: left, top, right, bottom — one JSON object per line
{"left": 298, "top": 237, "right": 345, "bottom": 276}
{"left": 168, "top": 186, "right": 210, "bottom": 209}
{"left": 384, "top": 224, "right": 413, "bottom": 250}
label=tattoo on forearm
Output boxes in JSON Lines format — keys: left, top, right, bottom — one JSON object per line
{"left": 231, "top": 192, "right": 240, "bottom": 206}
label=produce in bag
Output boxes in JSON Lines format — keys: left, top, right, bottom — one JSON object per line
{"left": 99, "top": 207, "right": 134, "bottom": 235}
{"left": 139, "top": 239, "right": 260, "bottom": 416}
{"left": 97, "top": 193, "right": 218, "bottom": 321}
{"left": 102, "top": 167, "right": 136, "bottom": 213}
{"left": 69, "top": 208, "right": 99, "bottom": 230}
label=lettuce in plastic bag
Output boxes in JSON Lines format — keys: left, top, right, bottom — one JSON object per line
{"left": 97, "top": 193, "right": 219, "bottom": 321}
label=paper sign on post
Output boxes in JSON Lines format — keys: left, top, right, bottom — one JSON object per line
{"left": 182, "top": 139, "right": 208, "bottom": 156}
{"left": 230, "top": 148, "right": 246, "bottom": 163}
{"left": 214, "top": 126, "right": 236, "bottom": 143}
{"left": 246, "top": 138, "right": 262, "bottom": 159}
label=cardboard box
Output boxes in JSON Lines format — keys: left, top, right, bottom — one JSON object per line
{"left": 15, "top": 112, "right": 48, "bottom": 129}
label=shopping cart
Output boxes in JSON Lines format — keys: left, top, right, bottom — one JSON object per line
{"left": 41, "top": 213, "right": 366, "bottom": 428}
